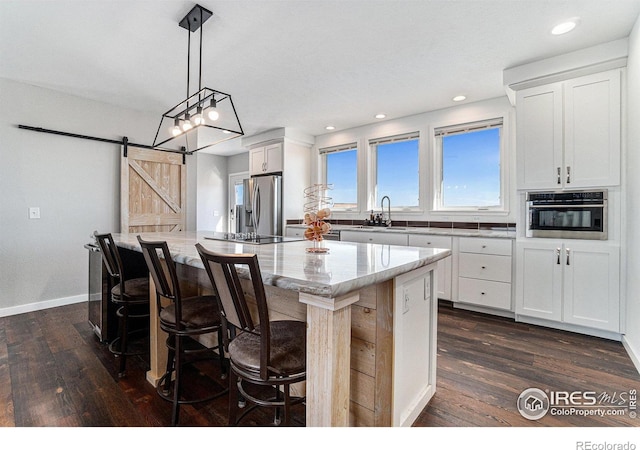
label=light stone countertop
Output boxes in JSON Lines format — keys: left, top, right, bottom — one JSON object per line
{"left": 112, "top": 231, "right": 451, "bottom": 298}
{"left": 287, "top": 223, "right": 516, "bottom": 239}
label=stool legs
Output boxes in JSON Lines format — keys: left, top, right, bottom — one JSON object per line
{"left": 171, "top": 335, "right": 183, "bottom": 426}
{"left": 228, "top": 370, "right": 240, "bottom": 426}
{"left": 118, "top": 305, "right": 129, "bottom": 377}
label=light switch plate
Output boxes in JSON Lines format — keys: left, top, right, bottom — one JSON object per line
{"left": 29, "top": 207, "right": 40, "bottom": 219}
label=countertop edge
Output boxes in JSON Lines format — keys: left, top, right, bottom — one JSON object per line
{"left": 112, "top": 233, "right": 452, "bottom": 299}
{"left": 287, "top": 224, "right": 516, "bottom": 239}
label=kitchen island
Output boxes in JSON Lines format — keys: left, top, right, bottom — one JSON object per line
{"left": 112, "top": 231, "right": 451, "bottom": 427}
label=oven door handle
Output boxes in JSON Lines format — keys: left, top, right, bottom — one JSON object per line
{"left": 528, "top": 204, "right": 605, "bottom": 208}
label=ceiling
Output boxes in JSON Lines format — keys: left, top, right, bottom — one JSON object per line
{"left": 2, "top": 0, "right": 639, "bottom": 155}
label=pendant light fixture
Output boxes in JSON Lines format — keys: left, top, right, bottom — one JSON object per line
{"left": 153, "top": 4, "right": 244, "bottom": 153}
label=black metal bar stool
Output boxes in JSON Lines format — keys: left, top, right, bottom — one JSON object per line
{"left": 138, "top": 236, "right": 228, "bottom": 426}
{"left": 196, "top": 243, "right": 306, "bottom": 426}
{"left": 94, "top": 232, "right": 150, "bottom": 378}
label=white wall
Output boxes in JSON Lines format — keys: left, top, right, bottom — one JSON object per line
{"left": 196, "top": 152, "right": 228, "bottom": 232}
{"left": 228, "top": 152, "right": 249, "bottom": 175}
{"left": 624, "top": 15, "right": 640, "bottom": 370}
{"left": 0, "top": 78, "right": 195, "bottom": 315}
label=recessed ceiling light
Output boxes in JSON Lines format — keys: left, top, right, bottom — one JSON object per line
{"left": 452, "top": 95, "right": 466, "bottom": 102}
{"left": 325, "top": 125, "right": 335, "bottom": 131}
{"left": 551, "top": 19, "right": 578, "bottom": 35}
{"left": 375, "top": 114, "right": 386, "bottom": 119}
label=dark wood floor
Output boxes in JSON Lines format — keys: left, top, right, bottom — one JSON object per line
{"left": 1, "top": 300, "right": 639, "bottom": 427}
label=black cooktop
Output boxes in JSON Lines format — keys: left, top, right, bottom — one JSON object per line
{"left": 204, "top": 232, "right": 304, "bottom": 245}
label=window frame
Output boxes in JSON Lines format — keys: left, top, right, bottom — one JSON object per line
{"left": 319, "top": 142, "right": 359, "bottom": 212}
{"left": 368, "top": 131, "right": 423, "bottom": 213}
{"left": 432, "top": 117, "right": 508, "bottom": 213}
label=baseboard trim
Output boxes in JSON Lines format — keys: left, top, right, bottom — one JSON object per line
{"left": 622, "top": 336, "right": 640, "bottom": 376}
{"left": 515, "top": 314, "right": 623, "bottom": 341}
{"left": 0, "top": 294, "right": 86, "bottom": 318}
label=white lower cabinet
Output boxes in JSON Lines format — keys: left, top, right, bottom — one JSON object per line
{"left": 340, "top": 230, "right": 408, "bottom": 246}
{"left": 285, "top": 227, "right": 304, "bottom": 238}
{"left": 392, "top": 265, "right": 436, "bottom": 426}
{"left": 456, "top": 237, "right": 513, "bottom": 311}
{"left": 408, "top": 234, "right": 452, "bottom": 301}
{"left": 515, "top": 240, "right": 620, "bottom": 332}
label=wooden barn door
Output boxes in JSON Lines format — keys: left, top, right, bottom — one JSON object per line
{"left": 121, "top": 147, "right": 186, "bottom": 233}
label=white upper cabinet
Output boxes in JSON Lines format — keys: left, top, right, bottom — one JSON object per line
{"left": 249, "top": 142, "right": 283, "bottom": 175}
{"left": 516, "top": 69, "right": 621, "bottom": 190}
{"left": 564, "top": 71, "right": 621, "bottom": 188}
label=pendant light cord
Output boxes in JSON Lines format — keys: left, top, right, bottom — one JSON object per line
{"left": 186, "top": 25, "right": 191, "bottom": 100}
{"left": 199, "top": 6, "right": 203, "bottom": 93}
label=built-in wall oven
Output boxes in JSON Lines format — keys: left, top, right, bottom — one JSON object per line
{"left": 526, "top": 190, "right": 607, "bottom": 240}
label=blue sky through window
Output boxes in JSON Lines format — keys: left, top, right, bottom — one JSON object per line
{"left": 441, "top": 127, "right": 501, "bottom": 207}
{"left": 376, "top": 139, "right": 419, "bottom": 207}
{"left": 326, "top": 149, "right": 357, "bottom": 207}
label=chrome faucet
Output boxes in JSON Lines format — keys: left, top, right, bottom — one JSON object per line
{"left": 381, "top": 196, "right": 391, "bottom": 227}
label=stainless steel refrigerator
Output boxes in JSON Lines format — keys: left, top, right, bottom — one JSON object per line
{"left": 243, "top": 174, "right": 282, "bottom": 236}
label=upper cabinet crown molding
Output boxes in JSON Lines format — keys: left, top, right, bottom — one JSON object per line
{"left": 503, "top": 38, "right": 628, "bottom": 105}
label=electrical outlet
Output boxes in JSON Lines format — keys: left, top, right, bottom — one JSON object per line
{"left": 213, "top": 210, "right": 220, "bottom": 217}
{"left": 472, "top": 216, "right": 480, "bottom": 222}
{"left": 29, "top": 207, "right": 40, "bottom": 219}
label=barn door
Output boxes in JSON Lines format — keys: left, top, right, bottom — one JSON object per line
{"left": 121, "top": 147, "right": 186, "bottom": 233}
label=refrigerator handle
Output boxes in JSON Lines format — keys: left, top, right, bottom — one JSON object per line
{"left": 252, "top": 183, "right": 260, "bottom": 231}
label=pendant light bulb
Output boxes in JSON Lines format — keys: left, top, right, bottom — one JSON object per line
{"left": 207, "top": 98, "right": 219, "bottom": 121}
{"left": 182, "top": 114, "right": 193, "bottom": 132}
{"left": 171, "top": 118, "right": 182, "bottom": 136}
{"left": 193, "top": 106, "right": 204, "bottom": 126}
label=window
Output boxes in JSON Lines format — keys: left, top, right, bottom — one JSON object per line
{"left": 370, "top": 132, "right": 420, "bottom": 209}
{"left": 320, "top": 143, "right": 358, "bottom": 210}
{"left": 435, "top": 118, "right": 504, "bottom": 210}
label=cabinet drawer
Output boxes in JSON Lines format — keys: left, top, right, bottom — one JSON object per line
{"left": 341, "top": 230, "right": 408, "bottom": 246}
{"left": 371, "top": 233, "right": 408, "bottom": 246}
{"left": 285, "top": 227, "right": 304, "bottom": 238}
{"left": 459, "top": 253, "right": 512, "bottom": 283}
{"left": 458, "top": 277, "right": 512, "bottom": 310}
{"left": 459, "top": 237, "right": 512, "bottom": 256}
{"left": 408, "top": 234, "right": 452, "bottom": 249}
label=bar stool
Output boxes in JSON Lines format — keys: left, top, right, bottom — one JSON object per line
{"left": 94, "top": 232, "right": 150, "bottom": 378}
{"left": 138, "top": 236, "right": 228, "bottom": 426}
{"left": 196, "top": 243, "right": 306, "bottom": 426}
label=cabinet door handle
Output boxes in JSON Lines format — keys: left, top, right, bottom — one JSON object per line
{"left": 566, "top": 166, "right": 571, "bottom": 184}
{"left": 556, "top": 247, "right": 561, "bottom": 264}
{"left": 566, "top": 248, "right": 571, "bottom": 265}
{"left": 557, "top": 167, "right": 561, "bottom": 185}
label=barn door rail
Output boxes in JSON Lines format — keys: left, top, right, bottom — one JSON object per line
{"left": 18, "top": 124, "right": 188, "bottom": 163}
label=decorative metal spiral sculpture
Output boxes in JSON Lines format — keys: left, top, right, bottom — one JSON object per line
{"left": 303, "top": 184, "right": 333, "bottom": 252}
